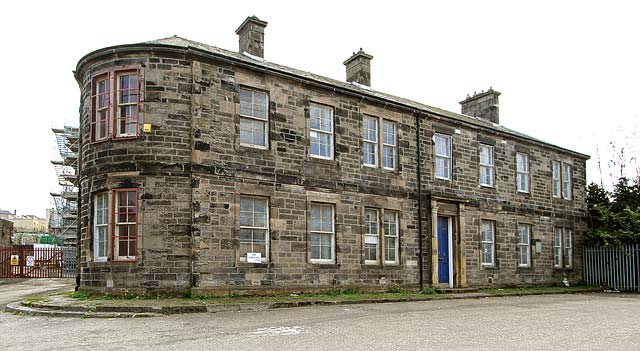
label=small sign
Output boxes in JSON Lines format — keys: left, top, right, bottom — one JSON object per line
{"left": 26, "top": 256, "right": 35, "bottom": 267}
{"left": 247, "top": 252, "right": 262, "bottom": 263}
{"left": 309, "top": 131, "right": 318, "bottom": 138}
{"left": 10, "top": 255, "right": 19, "bottom": 266}
{"left": 365, "top": 236, "right": 378, "bottom": 244}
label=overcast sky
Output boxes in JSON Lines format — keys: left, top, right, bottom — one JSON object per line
{"left": 0, "top": 0, "right": 638, "bottom": 217}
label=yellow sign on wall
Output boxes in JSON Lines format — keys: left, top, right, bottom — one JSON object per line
{"left": 10, "top": 255, "right": 19, "bottom": 265}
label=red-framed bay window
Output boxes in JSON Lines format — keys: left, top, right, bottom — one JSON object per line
{"left": 90, "top": 69, "right": 140, "bottom": 142}
{"left": 112, "top": 188, "right": 138, "bottom": 261}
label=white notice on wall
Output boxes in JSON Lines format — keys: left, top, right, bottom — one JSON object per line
{"left": 364, "top": 236, "right": 378, "bottom": 244}
{"left": 247, "top": 252, "right": 262, "bottom": 263}
{"left": 309, "top": 131, "right": 318, "bottom": 138}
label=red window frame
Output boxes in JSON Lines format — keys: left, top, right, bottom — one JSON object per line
{"left": 111, "top": 188, "right": 139, "bottom": 262}
{"left": 90, "top": 73, "right": 110, "bottom": 142}
{"left": 90, "top": 69, "right": 140, "bottom": 143}
{"left": 114, "top": 70, "right": 140, "bottom": 140}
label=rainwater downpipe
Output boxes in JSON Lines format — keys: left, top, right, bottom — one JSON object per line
{"left": 416, "top": 112, "right": 424, "bottom": 290}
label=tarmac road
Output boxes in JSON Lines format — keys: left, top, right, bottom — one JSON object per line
{"left": 0, "top": 278, "right": 74, "bottom": 307}
{"left": 1, "top": 292, "right": 639, "bottom": 350}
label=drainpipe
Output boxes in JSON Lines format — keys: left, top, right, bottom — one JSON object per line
{"left": 416, "top": 112, "right": 424, "bottom": 290}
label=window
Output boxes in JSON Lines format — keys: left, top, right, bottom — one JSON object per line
{"left": 239, "top": 196, "right": 269, "bottom": 262}
{"left": 552, "top": 161, "right": 561, "bottom": 198}
{"left": 310, "top": 104, "right": 334, "bottom": 159}
{"left": 91, "top": 75, "right": 110, "bottom": 141}
{"left": 481, "top": 220, "right": 495, "bottom": 266}
{"left": 382, "top": 121, "right": 397, "bottom": 170}
{"left": 553, "top": 227, "right": 573, "bottom": 269}
{"left": 383, "top": 211, "right": 399, "bottom": 264}
{"left": 90, "top": 69, "right": 140, "bottom": 142}
{"left": 517, "top": 224, "right": 531, "bottom": 267}
{"left": 362, "top": 117, "right": 378, "bottom": 167}
{"left": 93, "top": 192, "right": 109, "bottom": 262}
{"left": 310, "top": 203, "right": 335, "bottom": 263}
{"left": 113, "top": 189, "right": 138, "bottom": 261}
{"left": 434, "top": 133, "right": 452, "bottom": 180}
{"left": 516, "top": 153, "right": 529, "bottom": 193}
{"left": 239, "top": 88, "right": 268, "bottom": 148}
{"left": 479, "top": 144, "right": 495, "bottom": 187}
{"left": 115, "top": 72, "right": 139, "bottom": 138}
{"left": 562, "top": 164, "right": 572, "bottom": 199}
{"left": 364, "top": 209, "right": 379, "bottom": 264}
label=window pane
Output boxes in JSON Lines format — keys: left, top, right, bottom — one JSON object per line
{"left": 365, "top": 209, "right": 378, "bottom": 235}
{"left": 363, "top": 142, "right": 376, "bottom": 165}
{"left": 383, "top": 121, "right": 396, "bottom": 146}
{"left": 435, "top": 134, "right": 450, "bottom": 156}
{"left": 310, "top": 105, "right": 332, "bottom": 132}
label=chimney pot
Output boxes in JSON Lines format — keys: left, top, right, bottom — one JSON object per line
{"left": 344, "top": 49, "right": 373, "bottom": 87}
{"left": 236, "top": 15, "right": 268, "bottom": 58}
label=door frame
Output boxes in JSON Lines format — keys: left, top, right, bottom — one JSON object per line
{"left": 437, "top": 216, "right": 454, "bottom": 287}
{"left": 430, "top": 198, "right": 468, "bottom": 288}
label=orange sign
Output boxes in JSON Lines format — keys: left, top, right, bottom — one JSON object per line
{"left": 10, "top": 255, "right": 19, "bottom": 265}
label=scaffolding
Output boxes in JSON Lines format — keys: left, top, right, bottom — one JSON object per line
{"left": 50, "top": 126, "right": 79, "bottom": 246}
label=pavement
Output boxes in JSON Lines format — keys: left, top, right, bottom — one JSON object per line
{"left": 2, "top": 283, "right": 605, "bottom": 318}
{"left": 1, "top": 293, "right": 639, "bottom": 350}
{"left": 0, "top": 278, "right": 75, "bottom": 308}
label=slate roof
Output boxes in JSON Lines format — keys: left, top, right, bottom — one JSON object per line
{"left": 103, "top": 35, "right": 587, "bottom": 158}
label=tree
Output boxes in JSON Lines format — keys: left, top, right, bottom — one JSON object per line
{"left": 585, "top": 177, "right": 640, "bottom": 247}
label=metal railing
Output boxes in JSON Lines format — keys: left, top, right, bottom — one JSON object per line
{"left": 583, "top": 244, "right": 639, "bottom": 292}
{"left": 0, "top": 246, "right": 77, "bottom": 278}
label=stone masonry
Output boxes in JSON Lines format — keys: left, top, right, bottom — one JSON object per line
{"left": 74, "top": 17, "right": 588, "bottom": 295}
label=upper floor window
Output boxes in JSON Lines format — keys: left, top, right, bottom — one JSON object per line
{"left": 562, "top": 164, "right": 572, "bottom": 200}
{"left": 239, "top": 88, "right": 269, "bottom": 148}
{"left": 434, "top": 133, "right": 452, "bottom": 180}
{"left": 310, "top": 104, "right": 334, "bottom": 159}
{"left": 479, "top": 144, "right": 495, "bottom": 187}
{"left": 481, "top": 220, "right": 495, "bottom": 266}
{"left": 552, "top": 160, "right": 561, "bottom": 197}
{"left": 239, "top": 196, "right": 269, "bottom": 262}
{"left": 516, "top": 153, "right": 529, "bottom": 193}
{"left": 382, "top": 121, "right": 397, "bottom": 170}
{"left": 363, "top": 117, "right": 378, "bottom": 167}
{"left": 91, "top": 70, "right": 140, "bottom": 142}
{"left": 310, "top": 203, "right": 335, "bottom": 263}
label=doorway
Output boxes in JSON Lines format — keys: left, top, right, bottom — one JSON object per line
{"left": 437, "top": 216, "right": 453, "bottom": 287}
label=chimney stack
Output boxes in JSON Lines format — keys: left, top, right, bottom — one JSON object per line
{"left": 460, "top": 88, "right": 501, "bottom": 124}
{"left": 344, "top": 49, "right": 373, "bottom": 87}
{"left": 236, "top": 16, "right": 268, "bottom": 58}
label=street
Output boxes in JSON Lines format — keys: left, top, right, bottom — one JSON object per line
{"left": 1, "top": 292, "right": 639, "bottom": 350}
{"left": 0, "top": 278, "right": 74, "bottom": 307}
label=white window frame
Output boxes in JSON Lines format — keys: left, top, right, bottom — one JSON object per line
{"left": 93, "top": 192, "right": 109, "bottom": 262}
{"left": 563, "top": 229, "right": 573, "bottom": 269}
{"left": 517, "top": 224, "right": 531, "bottom": 267}
{"left": 93, "top": 75, "right": 110, "bottom": 142}
{"left": 309, "top": 104, "right": 334, "bottom": 160}
{"left": 239, "top": 196, "right": 269, "bottom": 263}
{"left": 239, "top": 88, "right": 269, "bottom": 149}
{"left": 434, "top": 133, "right": 452, "bottom": 180}
{"left": 481, "top": 220, "right": 495, "bottom": 266}
{"left": 552, "top": 160, "right": 561, "bottom": 198}
{"left": 562, "top": 164, "right": 572, "bottom": 200}
{"left": 364, "top": 208, "right": 380, "bottom": 264}
{"left": 115, "top": 72, "right": 139, "bottom": 138}
{"left": 479, "top": 144, "right": 495, "bottom": 187}
{"left": 383, "top": 210, "right": 399, "bottom": 264}
{"left": 553, "top": 227, "right": 563, "bottom": 268}
{"left": 382, "top": 120, "right": 397, "bottom": 170}
{"left": 516, "top": 153, "right": 530, "bottom": 193}
{"left": 310, "top": 203, "right": 335, "bottom": 264}
{"left": 362, "top": 116, "right": 378, "bottom": 167}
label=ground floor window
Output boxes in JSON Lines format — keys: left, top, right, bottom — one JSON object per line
{"left": 554, "top": 227, "right": 573, "bottom": 268}
{"left": 363, "top": 209, "right": 399, "bottom": 265}
{"left": 92, "top": 188, "right": 138, "bottom": 261}
{"left": 517, "top": 224, "right": 531, "bottom": 267}
{"left": 310, "top": 203, "right": 335, "bottom": 263}
{"left": 481, "top": 220, "right": 495, "bottom": 266}
{"left": 239, "top": 196, "right": 269, "bottom": 262}
{"left": 383, "top": 211, "right": 399, "bottom": 264}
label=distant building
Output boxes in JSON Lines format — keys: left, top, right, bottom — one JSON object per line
{"left": 0, "top": 219, "right": 12, "bottom": 247}
{"left": 75, "top": 16, "right": 588, "bottom": 295}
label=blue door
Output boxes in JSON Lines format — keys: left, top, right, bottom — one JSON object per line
{"left": 437, "top": 216, "right": 450, "bottom": 284}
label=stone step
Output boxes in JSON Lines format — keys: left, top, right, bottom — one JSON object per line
{"left": 434, "top": 287, "right": 480, "bottom": 294}
{"left": 4, "top": 302, "right": 160, "bottom": 318}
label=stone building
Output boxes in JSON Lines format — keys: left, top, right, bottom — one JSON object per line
{"left": 0, "top": 219, "right": 13, "bottom": 247}
{"left": 74, "top": 16, "right": 588, "bottom": 295}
